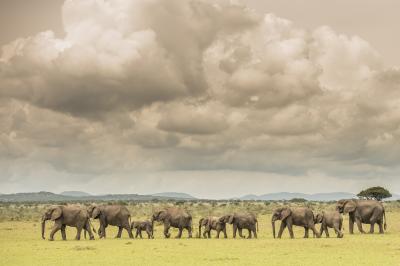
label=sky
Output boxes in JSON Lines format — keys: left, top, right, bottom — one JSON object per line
{"left": 1, "top": 0, "right": 400, "bottom": 198}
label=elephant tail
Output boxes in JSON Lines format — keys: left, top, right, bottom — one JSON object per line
{"left": 383, "top": 209, "right": 387, "bottom": 231}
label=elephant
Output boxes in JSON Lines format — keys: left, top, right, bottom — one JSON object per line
{"left": 314, "top": 211, "right": 343, "bottom": 238}
{"left": 131, "top": 220, "right": 154, "bottom": 239}
{"left": 271, "top": 207, "right": 320, "bottom": 239}
{"left": 87, "top": 204, "right": 134, "bottom": 239}
{"left": 151, "top": 208, "right": 192, "bottom": 238}
{"left": 221, "top": 213, "right": 258, "bottom": 238}
{"left": 336, "top": 199, "right": 387, "bottom": 234}
{"left": 198, "top": 216, "right": 227, "bottom": 238}
{"left": 41, "top": 205, "right": 95, "bottom": 241}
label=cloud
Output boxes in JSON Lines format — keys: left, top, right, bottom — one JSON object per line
{"left": 1, "top": 0, "right": 400, "bottom": 196}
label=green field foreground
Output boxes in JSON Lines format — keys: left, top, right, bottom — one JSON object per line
{"left": 1, "top": 212, "right": 400, "bottom": 266}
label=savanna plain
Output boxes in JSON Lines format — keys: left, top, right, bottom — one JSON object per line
{"left": 1, "top": 201, "right": 400, "bottom": 266}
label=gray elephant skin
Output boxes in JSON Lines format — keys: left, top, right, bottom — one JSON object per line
{"left": 314, "top": 211, "right": 343, "bottom": 238}
{"left": 41, "top": 205, "right": 94, "bottom": 241}
{"left": 198, "top": 216, "right": 227, "bottom": 238}
{"left": 131, "top": 220, "right": 154, "bottom": 239}
{"left": 221, "top": 213, "right": 258, "bottom": 238}
{"left": 88, "top": 204, "right": 133, "bottom": 239}
{"left": 336, "top": 199, "right": 386, "bottom": 234}
{"left": 272, "top": 207, "right": 320, "bottom": 239}
{"left": 152, "top": 208, "right": 193, "bottom": 238}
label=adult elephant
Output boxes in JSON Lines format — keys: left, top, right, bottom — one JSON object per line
{"left": 336, "top": 199, "right": 386, "bottom": 234}
{"left": 41, "top": 205, "right": 95, "bottom": 241}
{"left": 198, "top": 216, "right": 227, "bottom": 238}
{"left": 151, "top": 208, "right": 192, "bottom": 238}
{"left": 271, "top": 207, "right": 320, "bottom": 239}
{"left": 221, "top": 213, "right": 258, "bottom": 238}
{"left": 87, "top": 204, "right": 133, "bottom": 239}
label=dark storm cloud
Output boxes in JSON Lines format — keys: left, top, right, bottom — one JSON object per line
{"left": 1, "top": 0, "right": 400, "bottom": 196}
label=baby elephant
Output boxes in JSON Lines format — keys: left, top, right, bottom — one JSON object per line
{"left": 314, "top": 211, "right": 344, "bottom": 238}
{"left": 131, "top": 220, "right": 154, "bottom": 239}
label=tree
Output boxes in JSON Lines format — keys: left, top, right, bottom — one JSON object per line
{"left": 357, "top": 186, "right": 392, "bottom": 201}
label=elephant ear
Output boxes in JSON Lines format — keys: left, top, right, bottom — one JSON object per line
{"left": 92, "top": 207, "right": 101, "bottom": 219}
{"left": 51, "top": 207, "right": 62, "bottom": 221}
{"left": 280, "top": 208, "right": 291, "bottom": 220}
{"left": 218, "top": 216, "right": 225, "bottom": 223}
{"left": 344, "top": 200, "right": 356, "bottom": 214}
{"left": 157, "top": 211, "right": 167, "bottom": 221}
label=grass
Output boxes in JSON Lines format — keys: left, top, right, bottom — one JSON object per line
{"left": 1, "top": 209, "right": 400, "bottom": 266}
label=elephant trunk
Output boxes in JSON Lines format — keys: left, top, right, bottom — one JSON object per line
{"left": 272, "top": 220, "right": 276, "bottom": 239}
{"left": 151, "top": 218, "right": 154, "bottom": 234}
{"left": 41, "top": 215, "right": 46, "bottom": 240}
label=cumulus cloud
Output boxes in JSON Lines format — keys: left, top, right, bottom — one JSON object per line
{"left": 1, "top": 0, "right": 400, "bottom": 197}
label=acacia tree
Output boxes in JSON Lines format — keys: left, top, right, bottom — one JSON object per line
{"left": 357, "top": 186, "right": 392, "bottom": 201}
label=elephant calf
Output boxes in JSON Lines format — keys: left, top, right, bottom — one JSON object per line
{"left": 272, "top": 207, "right": 320, "bottom": 239}
{"left": 198, "top": 216, "right": 227, "bottom": 239}
{"left": 131, "top": 220, "right": 154, "bottom": 239}
{"left": 314, "top": 211, "right": 343, "bottom": 238}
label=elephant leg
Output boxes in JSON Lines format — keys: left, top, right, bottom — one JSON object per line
{"left": 188, "top": 226, "right": 193, "bottom": 238}
{"left": 61, "top": 225, "right": 67, "bottom": 240}
{"left": 287, "top": 222, "right": 294, "bottom": 239}
{"left": 333, "top": 224, "right": 343, "bottom": 238}
{"left": 216, "top": 229, "right": 220, "bottom": 239}
{"left": 324, "top": 225, "right": 330, "bottom": 238}
{"left": 223, "top": 227, "right": 227, "bottom": 239}
{"left": 126, "top": 224, "right": 134, "bottom": 239}
{"left": 355, "top": 219, "right": 366, "bottom": 234}
{"left": 75, "top": 227, "right": 82, "bottom": 240}
{"left": 304, "top": 227, "right": 309, "bottom": 238}
{"left": 135, "top": 229, "right": 139, "bottom": 238}
{"left": 378, "top": 220, "right": 384, "bottom": 234}
{"left": 176, "top": 227, "right": 183, "bottom": 239}
{"left": 49, "top": 223, "right": 62, "bottom": 241}
{"left": 146, "top": 228, "right": 152, "bottom": 239}
{"left": 207, "top": 230, "right": 211, "bottom": 239}
{"left": 253, "top": 225, "right": 257, "bottom": 239}
{"left": 102, "top": 225, "right": 107, "bottom": 238}
{"left": 85, "top": 221, "right": 94, "bottom": 240}
{"left": 349, "top": 216, "right": 354, "bottom": 234}
{"left": 277, "top": 222, "right": 286, "bottom": 238}
{"left": 310, "top": 224, "right": 320, "bottom": 238}
{"left": 369, "top": 223, "right": 375, "bottom": 234}
{"left": 232, "top": 224, "right": 237, "bottom": 238}
{"left": 164, "top": 223, "right": 171, "bottom": 238}
{"left": 247, "top": 228, "right": 252, "bottom": 239}
{"left": 238, "top": 228, "right": 245, "bottom": 238}
{"left": 319, "top": 224, "right": 324, "bottom": 237}
{"left": 115, "top": 226, "right": 123, "bottom": 238}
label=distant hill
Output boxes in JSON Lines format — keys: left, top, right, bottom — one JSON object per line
{"left": 150, "top": 192, "right": 196, "bottom": 199}
{"left": 0, "top": 191, "right": 195, "bottom": 202}
{"left": 239, "top": 192, "right": 357, "bottom": 201}
{"left": 60, "top": 191, "right": 92, "bottom": 197}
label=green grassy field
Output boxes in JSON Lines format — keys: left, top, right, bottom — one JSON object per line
{"left": 1, "top": 208, "right": 399, "bottom": 266}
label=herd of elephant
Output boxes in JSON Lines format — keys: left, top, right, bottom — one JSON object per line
{"left": 41, "top": 199, "right": 387, "bottom": 241}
